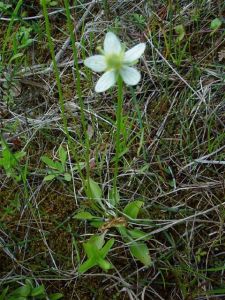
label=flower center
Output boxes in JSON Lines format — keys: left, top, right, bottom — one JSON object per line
{"left": 105, "top": 53, "right": 123, "bottom": 70}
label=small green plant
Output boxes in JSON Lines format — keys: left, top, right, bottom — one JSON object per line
{"left": 16, "top": 26, "right": 33, "bottom": 49}
{"left": 166, "top": 24, "right": 188, "bottom": 66}
{"left": 210, "top": 18, "right": 222, "bottom": 35}
{"left": 131, "top": 13, "right": 146, "bottom": 31}
{"left": 74, "top": 178, "right": 152, "bottom": 268}
{"left": 174, "top": 24, "right": 185, "bottom": 43}
{"left": 0, "top": 279, "right": 63, "bottom": 300}
{"left": 0, "top": 2, "right": 12, "bottom": 13}
{"left": 41, "top": 145, "right": 72, "bottom": 182}
{"left": 0, "top": 141, "right": 26, "bottom": 182}
{"left": 47, "top": 0, "right": 59, "bottom": 6}
{"left": 109, "top": 17, "right": 121, "bottom": 35}
{"left": 195, "top": 248, "right": 207, "bottom": 264}
{"left": 78, "top": 233, "right": 115, "bottom": 274}
{"left": 40, "top": 0, "right": 59, "bottom": 7}
{"left": 117, "top": 201, "right": 151, "bottom": 266}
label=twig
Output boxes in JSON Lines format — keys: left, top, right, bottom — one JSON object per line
{"left": 194, "top": 159, "right": 225, "bottom": 165}
{"left": 179, "top": 144, "right": 225, "bottom": 172}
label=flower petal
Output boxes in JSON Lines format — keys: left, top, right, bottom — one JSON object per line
{"left": 120, "top": 66, "right": 141, "bottom": 86}
{"left": 104, "top": 32, "right": 122, "bottom": 55}
{"left": 124, "top": 43, "right": 146, "bottom": 64}
{"left": 84, "top": 55, "right": 107, "bottom": 72}
{"left": 95, "top": 70, "right": 116, "bottom": 93}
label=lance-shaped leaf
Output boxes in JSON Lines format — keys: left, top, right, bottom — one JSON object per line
{"left": 117, "top": 227, "right": 151, "bottom": 266}
{"left": 129, "top": 242, "right": 152, "bottom": 266}
{"left": 58, "top": 146, "right": 67, "bottom": 164}
{"left": 85, "top": 178, "right": 105, "bottom": 210}
{"left": 126, "top": 228, "right": 150, "bottom": 241}
{"left": 41, "top": 156, "right": 64, "bottom": 172}
{"left": 123, "top": 200, "right": 144, "bottom": 219}
{"left": 73, "top": 211, "right": 97, "bottom": 220}
{"left": 108, "top": 187, "right": 120, "bottom": 206}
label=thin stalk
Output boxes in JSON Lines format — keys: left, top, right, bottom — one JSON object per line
{"left": 41, "top": 0, "right": 69, "bottom": 139}
{"left": 113, "top": 76, "right": 123, "bottom": 195}
{"left": 64, "top": 0, "right": 90, "bottom": 190}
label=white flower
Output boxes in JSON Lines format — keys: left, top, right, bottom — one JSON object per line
{"left": 84, "top": 32, "right": 146, "bottom": 93}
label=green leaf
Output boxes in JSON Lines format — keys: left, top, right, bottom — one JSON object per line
{"left": 43, "top": 174, "right": 57, "bottom": 181}
{"left": 31, "top": 285, "right": 45, "bottom": 296}
{"left": 85, "top": 178, "right": 104, "bottom": 210}
{"left": 41, "top": 156, "right": 63, "bottom": 172}
{"left": 0, "top": 2, "right": 11, "bottom": 11}
{"left": 85, "top": 178, "right": 102, "bottom": 201}
{"left": 210, "top": 18, "right": 222, "bottom": 31}
{"left": 111, "top": 147, "right": 129, "bottom": 161}
{"left": 64, "top": 173, "right": 71, "bottom": 181}
{"left": 123, "top": 200, "right": 144, "bottom": 219}
{"left": 97, "top": 257, "right": 112, "bottom": 271}
{"left": 89, "top": 233, "right": 105, "bottom": 250}
{"left": 73, "top": 211, "right": 97, "bottom": 220}
{"left": 41, "top": 156, "right": 57, "bottom": 168}
{"left": 58, "top": 146, "right": 67, "bottom": 164}
{"left": 175, "top": 24, "right": 185, "bottom": 42}
{"left": 108, "top": 188, "right": 120, "bottom": 206}
{"left": 129, "top": 242, "right": 151, "bottom": 266}
{"left": 78, "top": 257, "right": 96, "bottom": 274}
{"left": 90, "top": 220, "right": 105, "bottom": 228}
{"left": 72, "top": 162, "right": 86, "bottom": 171}
{"left": 18, "top": 38, "right": 33, "bottom": 49}
{"left": 49, "top": 293, "right": 64, "bottom": 300}
{"left": 50, "top": 1, "right": 58, "bottom": 6}
{"left": 9, "top": 53, "right": 24, "bottom": 64}
{"left": 0, "top": 287, "right": 9, "bottom": 300}
{"left": 117, "top": 226, "right": 129, "bottom": 239}
{"left": 100, "top": 238, "right": 115, "bottom": 258}
{"left": 205, "top": 287, "right": 225, "bottom": 295}
{"left": 127, "top": 229, "right": 149, "bottom": 241}
{"left": 12, "top": 284, "right": 31, "bottom": 297}
{"left": 14, "top": 151, "right": 26, "bottom": 160}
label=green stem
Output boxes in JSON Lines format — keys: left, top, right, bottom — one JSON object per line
{"left": 41, "top": 0, "right": 69, "bottom": 139}
{"left": 113, "top": 76, "right": 123, "bottom": 195}
{"left": 63, "top": 0, "right": 90, "bottom": 191}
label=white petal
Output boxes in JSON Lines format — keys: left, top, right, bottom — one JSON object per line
{"left": 84, "top": 55, "right": 106, "bottom": 72}
{"left": 95, "top": 70, "right": 116, "bottom": 93}
{"left": 120, "top": 66, "right": 141, "bottom": 86}
{"left": 124, "top": 43, "right": 146, "bottom": 63}
{"left": 104, "top": 32, "right": 122, "bottom": 55}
